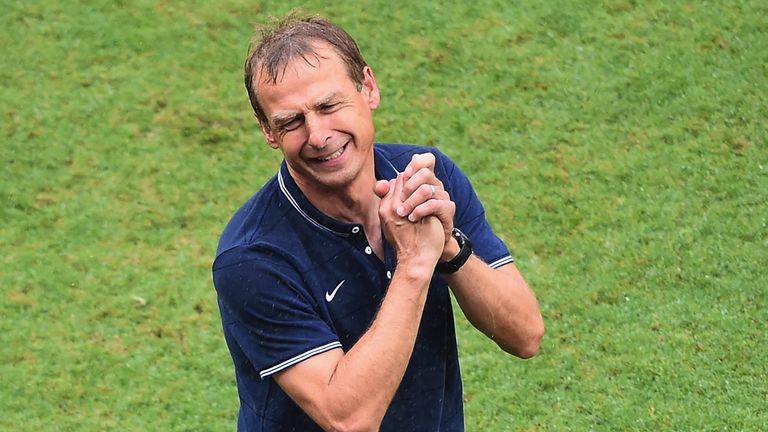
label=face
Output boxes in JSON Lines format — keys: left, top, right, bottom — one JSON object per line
{"left": 255, "top": 42, "right": 381, "bottom": 194}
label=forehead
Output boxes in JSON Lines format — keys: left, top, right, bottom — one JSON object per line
{"left": 254, "top": 43, "right": 357, "bottom": 122}
{"left": 255, "top": 42, "right": 350, "bottom": 97}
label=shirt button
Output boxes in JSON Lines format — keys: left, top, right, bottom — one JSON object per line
{"left": 386, "top": 271, "right": 392, "bottom": 279}
{"left": 351, "top": 226, "right": 360, "bottom": 234}
{"left": 364, "top": 246, "right": 372, "bottom": 255}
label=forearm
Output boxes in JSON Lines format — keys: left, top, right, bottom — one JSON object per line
{"left": 447, "top": 258, "right": 544, "bottom": 358}
{"left": 276, "top": 262, "right": 433, "bottom": 431}
{"left": 326, "top": 267, "right": 430, "bottom": 427}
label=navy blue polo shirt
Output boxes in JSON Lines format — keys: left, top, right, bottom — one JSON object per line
{"left": 213, "top": 144, "right": 514, "bottom": 431}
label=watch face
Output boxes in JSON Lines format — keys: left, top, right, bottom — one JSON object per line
{"left": 453, "top": 228, "right": 467, "bottom": 245}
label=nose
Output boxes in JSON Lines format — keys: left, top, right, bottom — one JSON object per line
{"left": 305, "top": 113, "right": 331, "bottom": 149}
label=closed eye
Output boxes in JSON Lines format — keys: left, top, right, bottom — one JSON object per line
{"left": 318, "top": 102, "right": 341, "bottom": 113}
{"left": 275, "top": 115, "right": 304, "bottom": 132}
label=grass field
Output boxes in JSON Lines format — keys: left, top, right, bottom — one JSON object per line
{"left": 2, "top": 0, "right": 767, "bottom": 430}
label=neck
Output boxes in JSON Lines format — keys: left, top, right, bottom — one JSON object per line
{"left": 293, "top": 161, "right": 379, "bottom": 227}
{"left": 293, "top": 164, "right": 384, "bottom": 259}
{"left": 309, "top": 177, "right": 380, "bottom": 225}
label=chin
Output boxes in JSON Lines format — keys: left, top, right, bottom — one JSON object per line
{"left": 316, "top": 166, "right": 363, "bottom": 190}
{"left": 317, "top": 174, "right": 356, "bottom": 191}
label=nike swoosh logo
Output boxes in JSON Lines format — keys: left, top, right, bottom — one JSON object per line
{"left": 325, "top": 280, "right": 345, "bottom": 302}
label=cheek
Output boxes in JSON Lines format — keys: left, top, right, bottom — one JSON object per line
{"left": 337, "top": 109, "right": 371, "bottom": 135}
{"left": 280, "top": 132, "right": 307, "bottom": 154}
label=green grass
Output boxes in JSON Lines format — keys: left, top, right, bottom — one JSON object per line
{"left": 2, "top": 0, "right": 766, "bottom": 430}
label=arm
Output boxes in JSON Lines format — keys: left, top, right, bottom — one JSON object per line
{"left": 399, "top": 153, "right": 544, "bottom": 358}
{"left": 442, "top": 244, "right": 544, "bottom": 357}
{"left": 273, "top": 174, "right": 444, "bottom": 432}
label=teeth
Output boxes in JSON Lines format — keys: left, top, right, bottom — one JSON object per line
{"left": 319, "top": 145, "right": 345, "bottom": 161}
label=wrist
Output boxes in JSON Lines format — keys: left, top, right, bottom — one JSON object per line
{"left": 436, "top": 228, "right": 473, "bottom": 274}
{"left": 396, "top": 247, "right": 440, "bottom": 275}
{"left": 395, "top": 258, "right": 438, "bottom": 283}
{"left": 440, "top": 236, "right": 461, "bottom": 262}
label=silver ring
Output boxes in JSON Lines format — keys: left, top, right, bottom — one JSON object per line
{"left": 429, "top": 184, "right": 436, "bottom": 198}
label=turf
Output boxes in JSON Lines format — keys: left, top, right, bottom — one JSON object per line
{"left": 2, "top": 0, "right": 766, "bottom": 430}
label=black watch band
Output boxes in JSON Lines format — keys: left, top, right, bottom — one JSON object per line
{"left": 436, "top": 228, "right": 473, "bottom": 274}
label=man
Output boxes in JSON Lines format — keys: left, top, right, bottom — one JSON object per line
{"left": 213, "top": 14, "right": 544, "bottom": 431}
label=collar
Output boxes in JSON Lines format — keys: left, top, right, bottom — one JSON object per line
{"left": 277, "top": 145, "right": 398, "bottom": 237}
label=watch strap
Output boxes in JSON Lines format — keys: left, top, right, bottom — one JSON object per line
{"left": 436, "top": 228, "right": 472, "bottom": 274}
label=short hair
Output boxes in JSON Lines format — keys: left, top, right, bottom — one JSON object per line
{"left": 244, "top": 13, "right": 368, "bottom": 127}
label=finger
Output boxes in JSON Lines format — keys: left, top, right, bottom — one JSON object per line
{"left": 398, "top": 182, "right": 438, "bottom": 217}
{"left": 407, "top": 197, "right": 456, "bottom": 228}
{"left": 378, "top": 178, "right": 398, "bottom": 219}
{"left": 404, "top": 153, "right": 436, "bottom": 178}
{"left": 394, "top": 173, "right": 405, "bottom": 205}
{"left": 407, "top": 188, "right": 451, "bottom": 222}
{"left": 387, "top": 178, "right": 397, "bottom": 200}
{"left": 402, "top": 167, "right": 442, "bottom": 198}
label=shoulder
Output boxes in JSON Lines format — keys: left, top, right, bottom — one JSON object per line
{"left": 214, "top": 174, "right": 294, "bottom": 264}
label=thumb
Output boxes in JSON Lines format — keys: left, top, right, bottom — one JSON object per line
{"left": 374, "top": 179, "right": 391, "bottom": 198}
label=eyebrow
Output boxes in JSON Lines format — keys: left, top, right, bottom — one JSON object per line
{"left": 271, "top": 112, "right": 301, "bottom": 128}
{"left": 270, "top": 92, "right": 345, "bottom": 127}
{"left": 311, "top": 92, "right": 344, "bottom": 110}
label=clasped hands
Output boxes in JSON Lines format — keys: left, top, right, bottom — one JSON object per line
{"left": 374, "top": 153, "right": 458, "bottom": 263}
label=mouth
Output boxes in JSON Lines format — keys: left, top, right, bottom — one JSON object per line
{"left": 315, "top": 143, "right": 348, "bottom": 162}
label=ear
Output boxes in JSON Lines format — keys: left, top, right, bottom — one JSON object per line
{"left": 259, "top": 118, "right": 279, "bottom": 149}
{"left": 361, "top": 66, "right": 380, "bottom": 110}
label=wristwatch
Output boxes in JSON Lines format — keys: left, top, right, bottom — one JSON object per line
{"left": 436, "top": 228, "right": 473, "bottom": 274}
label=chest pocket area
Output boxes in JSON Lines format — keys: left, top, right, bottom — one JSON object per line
{"left": 319, "top": 266, "right": 386, "bottom": 349}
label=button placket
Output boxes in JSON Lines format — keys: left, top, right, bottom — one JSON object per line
{"left": 346, "top": 225, "right": 377, "bottom": 259}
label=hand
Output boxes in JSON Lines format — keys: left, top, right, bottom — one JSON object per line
{"left": 375, "top": 173, "right": 444, "bottom": 270}
{"left": 394, "top": 153, "right": 457, "bottom": 259}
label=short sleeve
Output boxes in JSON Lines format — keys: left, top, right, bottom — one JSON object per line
{"left": 434, "top": 149, "right": 514, "bottom": 269}
{"left": 213, "top": 245, "right": 341, "bottom": 378}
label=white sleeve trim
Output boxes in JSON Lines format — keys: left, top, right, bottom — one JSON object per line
{"left": 259, "top": 341, "right": 343, "bottom": 379}
{"left": 488, "top": 255, "right": 514, "bottom": 269}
